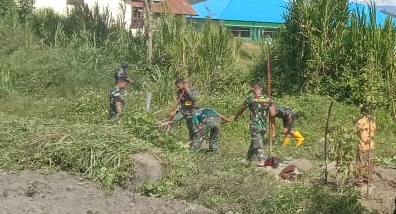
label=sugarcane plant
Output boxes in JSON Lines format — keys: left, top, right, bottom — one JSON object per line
{"left": 273, "top": 0, "right": 396, "bottom": 114}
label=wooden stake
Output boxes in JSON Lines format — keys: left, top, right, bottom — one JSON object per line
{"left": 324, "top": 101, "right": 334, "bottom": 184}
{"left": 267, "top": 45, "right": 272, "bottom": 156}
{"left": 145, "top": 91, "right": 152, "bottom": 112}
{"left": 366, "top": 106, "right": 373, "bottom": 200}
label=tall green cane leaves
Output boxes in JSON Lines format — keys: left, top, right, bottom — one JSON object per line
{"left": 273, "top": 0, "right": 396, "bottom": 112}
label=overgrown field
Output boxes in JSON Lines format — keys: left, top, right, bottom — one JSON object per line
{"left": 1, "top": 1, "right": 396, "bottom": 213}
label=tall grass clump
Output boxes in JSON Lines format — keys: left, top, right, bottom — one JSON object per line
{"left": 155, "top": 15, "right": 242, "bottom": 92}
{"left": 29, "top": 3, "right": 145, "bottom": 63}
{"left": 271, "top": 0, "right": 396, "bottom": 115}
{"left": 2, "top": 2, "right": 247, "bottom": 99}
{"left": 0, "top": 0, "right": 15, "bottom": 18}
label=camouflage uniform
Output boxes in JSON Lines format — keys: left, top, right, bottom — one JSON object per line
{"left": 108, "top": 86, "right": 127, "bottom": 119}
{"left": 109, "top": 63, "right": 130, "bottom": 120}
{"left": 191, "top": 108, "right": 221, "bottom": 152}
{"left": 243, "top": 95, "right": 273, "bottom": 162}
{"left": 172, "top": 88, "right": 198, "bottom": 140}
{"left": 275, "top": 106, "right": 295, "bottom": 134}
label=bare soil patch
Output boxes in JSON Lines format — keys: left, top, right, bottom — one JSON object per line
{"left": 358, "top": 166, "right": 396, "bottom": 214}
{"left": 256, "top": 158, "right": 396, "bottom": 213}
{"left": 130, "top": 152, "right": 163, "bottom": 190}
{"left": 0, "top": 170, "right": 216, "bottom": 214}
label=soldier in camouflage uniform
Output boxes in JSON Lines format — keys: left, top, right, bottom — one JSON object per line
{"left": 190, "top": 107, "right": 230, "bottom": 152}
{"left": 109, "top": 63, "right": 131, "bottom": 119}
{"left": 271, "top": 105, "right": 304, "bottom": 147}
{"left": 169, "top": 78, "right": 198, "bottom": 143}
{"left": 234, "top": 82, "right": 276, "bottom": 167}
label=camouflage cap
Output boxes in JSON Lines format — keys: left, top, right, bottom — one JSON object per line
{"left": 114, "top": 69, "right": 131, "bottom": 83}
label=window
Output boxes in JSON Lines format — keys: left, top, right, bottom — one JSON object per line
{"left": 261, "top": 29, "right": 275, "bottom": 39}
{"left": 229, "top": 27, "right": 250, "bottom": 38}
{"left": 132, "top": 8, "right": 144, "bottom": 29}
{"left": 67, "top": 0, "right": 84, "bottom": 6}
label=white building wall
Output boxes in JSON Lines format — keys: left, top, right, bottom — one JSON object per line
{"left": 84, "top": 0, "right": 132, "bottom": 29}
{"left": 33, "top": 0, "right": 132, "bottom": 29}
{"left": 34, "top": 0, "right": 68, "bottom": 14}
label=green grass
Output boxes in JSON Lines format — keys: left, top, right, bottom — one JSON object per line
{"left": 1, "top": 89, "right": 391, "bottom": 213}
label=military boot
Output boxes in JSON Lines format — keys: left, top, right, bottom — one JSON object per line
{"left": 282, "top": 135, "right": 291, "bottom": 147}
{"left": 293, "top": 131, "right": 305, "bottom": 147}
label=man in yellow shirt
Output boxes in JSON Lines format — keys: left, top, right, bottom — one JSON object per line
{"left": 355, "top": 104, "right": 376, "bottom": 186}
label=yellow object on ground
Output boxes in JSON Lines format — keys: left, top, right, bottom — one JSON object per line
{"left": 294, "top": 131, "right": 304, "bottom": 147}
{"left": 282, "top": 135, "right": 291, "bottom": 147}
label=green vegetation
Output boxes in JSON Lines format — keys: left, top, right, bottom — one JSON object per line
{"left": 268, "top": 0, "right": 396, "bottom": 112}
{"left": 0, "top": 0, "right": 395, "bottom": 213}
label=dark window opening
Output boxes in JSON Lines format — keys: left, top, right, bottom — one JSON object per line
{"left": 261, "top": 29, "right": 275, "bottom": 39}
{"left": 229, "top": 27, "right": 250, "bottom": 38}
{"left": 132, "top": 8, "right": 144, "bottom": 29}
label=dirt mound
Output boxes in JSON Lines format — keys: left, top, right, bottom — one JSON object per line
{"left": 0, "top": 170, "right": 216, "bottom": 214}
{"left": 131, "top": 152, "right": 163, "bottom": 189}
{"left": 359, "top": 166, "right": 396, "bottom": 214}
{"left": 289, "top": 159, "right": 315, "bottom": 172}
{"left": 321, "top": 163, "right": 396, "bottom": 213}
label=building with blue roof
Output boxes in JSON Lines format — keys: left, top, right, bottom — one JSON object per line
{"left": 191, "top": 0, "right": 286, "bottom": 41}
{"left": 190, "top": 0, "right": 396, "bottom": 41}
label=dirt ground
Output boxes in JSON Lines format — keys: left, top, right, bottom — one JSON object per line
{"left": 258, "top": 158, "right": 396, "bottom": 213}
{"left": 0, "top": 170, "right": 216, "bottom": 214}
{"left": 358, "top": 166, "right": 396, "bottom": 214}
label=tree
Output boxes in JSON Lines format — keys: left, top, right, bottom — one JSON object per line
{"left": 143, "top": 0, "right": 153, "bottom": 65}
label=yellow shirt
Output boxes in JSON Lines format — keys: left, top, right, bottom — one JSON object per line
{"left": 356, "top": 116, "right": 376, "bottom": 151}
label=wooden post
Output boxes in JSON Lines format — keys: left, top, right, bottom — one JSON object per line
{"left": 145, "top": 91, "right": 152, "bottom": 112}
{"left": 324, "top": 101, "right": 334, "bottom": 184}
{"left": 267, "top": 45, "right": 272, "bottom": 156}
{"left": 367, "top": 106, "right": 373, "bottom": 200}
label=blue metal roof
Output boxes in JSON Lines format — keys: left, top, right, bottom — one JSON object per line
{"left": 192, "top": 0, "right": 286, "bottom": 23}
